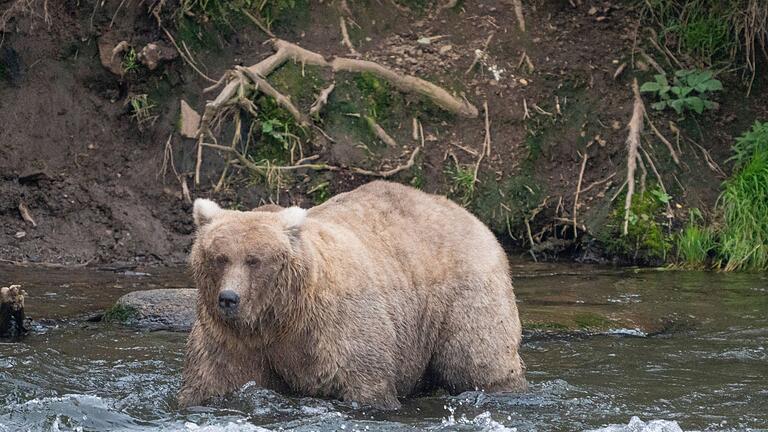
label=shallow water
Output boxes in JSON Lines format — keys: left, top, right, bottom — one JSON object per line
{"left": 1, "top": 263, "right": 766, "bottom": 431}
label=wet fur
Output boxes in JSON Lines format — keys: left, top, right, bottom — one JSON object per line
{"left": 179, "top": 181, "right": 527, "bottom": 409}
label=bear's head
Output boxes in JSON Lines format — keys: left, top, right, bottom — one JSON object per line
{"left": 189, "top": 198, "right": 309, "bottom": 330}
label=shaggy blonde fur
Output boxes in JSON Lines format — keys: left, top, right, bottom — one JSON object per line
{"left": 179, "top": 181, "right": 526, "bottom": 409}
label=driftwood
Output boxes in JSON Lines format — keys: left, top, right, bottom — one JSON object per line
{"left": 0, "top": 284, "right": 28, "bottom": 339}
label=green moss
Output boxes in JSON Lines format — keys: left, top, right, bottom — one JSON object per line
{"left": 573, "top": 312, "right": 616, "bottom": 330}
{"left": 104, "top": 304, "right": 138, "bottom": 323}
{"left": 601, "top": 186, "right": 673, "bottom": 263}
{"left": 354, "top": 72, "right": 393, "bottom": 120}
{"left": 524, "top": 321, "right": 570, "bottom": 331}
{"left": 269, "top": 62, "right": 325, "bottom": 110}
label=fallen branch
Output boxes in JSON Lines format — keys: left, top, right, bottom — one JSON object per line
{"left": 623, "top": 79, "right": 644, "bottom": 236}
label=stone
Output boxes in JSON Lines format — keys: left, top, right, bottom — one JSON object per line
{"left": 112, "top": 289, "right": 196, "bottom": 331}
{"left": 138, "top": 41, "right": 178, "bottom": 71}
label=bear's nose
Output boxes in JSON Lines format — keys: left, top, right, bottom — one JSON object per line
{"left": 218, "top": 290, "right": 240, "bottom": 310}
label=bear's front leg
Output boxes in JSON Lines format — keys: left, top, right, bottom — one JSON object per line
{"left": 342, "top": 380, "right": 401, "bottom": 410}
{"left": 178, "top": 320, "right": 281, "bottom": 407}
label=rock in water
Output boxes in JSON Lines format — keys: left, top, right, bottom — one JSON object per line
{"left": 111, "top": 289, "right": 196, "bottom": 331}
{"left": 0, "top": 284, "right": 28, "bottom": 339}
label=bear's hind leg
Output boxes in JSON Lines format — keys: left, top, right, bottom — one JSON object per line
{"left": 430, "top": 280, "right": 527, "bottom": 395}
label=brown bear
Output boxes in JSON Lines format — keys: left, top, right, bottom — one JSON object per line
{"left": 179, "top": 181, "right": 526, "bottom": 409}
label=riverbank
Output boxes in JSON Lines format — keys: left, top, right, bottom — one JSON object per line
{"left": 1, "top": 1, "right": 766, "bottom": 267}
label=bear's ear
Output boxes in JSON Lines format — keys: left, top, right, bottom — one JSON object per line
{"left": 193, "top": 198, "right": 222, "bottom": 228}
{"left": 279, "top": 206, "right": 307, "bottom": 230}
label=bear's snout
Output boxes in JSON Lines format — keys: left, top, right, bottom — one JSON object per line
{"left": 218, "top": 290, "right": 240, "bottom": 315}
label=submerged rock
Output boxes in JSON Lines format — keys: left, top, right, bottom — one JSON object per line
{"left": 111, "top": 289, "right": 196, "bottom": 331}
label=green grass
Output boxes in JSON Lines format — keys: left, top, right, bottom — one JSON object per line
{"left": 717, "top": 121, "right": 768, "bottom": 271}
{"left": 675, "top": 209, "right": 717, "bottom": 268}
{"left": 121, "top": 48, "right": 139, "bottom": 73}
{"left": 444, "top": 161, "right": 475, "bottom": 206}
{"left": 640, "top": 0, "right": 767, "bottom": 87}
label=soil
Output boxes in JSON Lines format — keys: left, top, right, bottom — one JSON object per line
{"left": 1, "top": 0, "right": 766, "bottom": 267}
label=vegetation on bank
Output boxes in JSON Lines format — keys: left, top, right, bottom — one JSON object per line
{"left": 640, "top": 0, "right": 767, "bottom": 91}
{"left": 115, "top": 0, "right": 766, "bottom": 270}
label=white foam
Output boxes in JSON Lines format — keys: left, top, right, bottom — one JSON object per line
{"left": 587, "top": 416, "right": 684, "bottom": 432}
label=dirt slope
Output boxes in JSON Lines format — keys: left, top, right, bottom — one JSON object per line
{"left": 0, "top": 0, "right": 765, "bottom": 266}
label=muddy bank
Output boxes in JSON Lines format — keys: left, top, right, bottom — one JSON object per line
{"left": 1, "top": 1, "right": 766, "bottom": 266}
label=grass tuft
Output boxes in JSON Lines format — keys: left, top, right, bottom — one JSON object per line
{"left": 675, "top": 209, "right": 717, "bottom": 269}
{"left": 717, "top": 121, "right": 768, "bottom": 271}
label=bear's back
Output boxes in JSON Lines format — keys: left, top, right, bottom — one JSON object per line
{"left": 307, "top": 181, "right": 506, "bottom": 277}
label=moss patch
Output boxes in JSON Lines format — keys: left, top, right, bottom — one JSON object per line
{"left": 104, "top": 304, "right": 138, "bottom": 323}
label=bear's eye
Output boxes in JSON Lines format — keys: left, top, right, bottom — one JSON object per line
{"left": 245, "top": 256, "right": 261, "bottom": 268}
{"left": 213, "top": 255, "right": 229, "bottom": 267}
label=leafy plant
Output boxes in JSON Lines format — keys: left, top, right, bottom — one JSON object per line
{"left": 640, "top": 70, "right": 722, "bottom": 115}
{"left": 121, "top": 48, "right": 139, "bottom": 73}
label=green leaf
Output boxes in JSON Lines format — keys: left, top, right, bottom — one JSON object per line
{"left": 262, "top": 121, "right": 274, "bottom": 133}
{"left": 651, "top": 101, "right": 668, "bottom": 110}
{"left": 685, "top": 96, "right": 705, "bottom": 114}
{"left": 654, "top": 74, "right": 669, "bottom": 87}
{"left": 652, "top": 189, "right": 672, "bottom": 204}
{"left": 669, "top": 99, "right": 685, "bottom": 114}
{"left": 700, "top": 79, "right": 723, "bottom": 92}
{"left": 640, "top": 82, "right": 661, "bottom": 92}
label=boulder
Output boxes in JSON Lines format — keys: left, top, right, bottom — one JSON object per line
{"left": 111, "top": 289, "right": 196, "bottom": 331}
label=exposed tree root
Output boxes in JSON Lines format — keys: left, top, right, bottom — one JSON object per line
{"left": 310, "top": 83, "right": 335, "bottom": 117}
{"left": 238, "top": 66, "right": 309, "bottom": 127}
{"left": 346, "top": 114, "right": 398, "bottom": 148}
{"left": 623, "top": 79, "right": 645, "bottom": 236}
{"left": 573, "top": 151, "right": 588, "bottom": 236}
{"left": 351, "top": 147, "right": 420, "bottom": 178}
{"left": 232, "top": 39, "right": 478, "bottom": 117}
{"left": 192, "top": 38, "right": 478, "bottom": 189}
{"left": 645, "top": 113, "right": 679, "bottom": 165}
{"left": 510, "top": 0, "right": 526, "bottom": 32}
